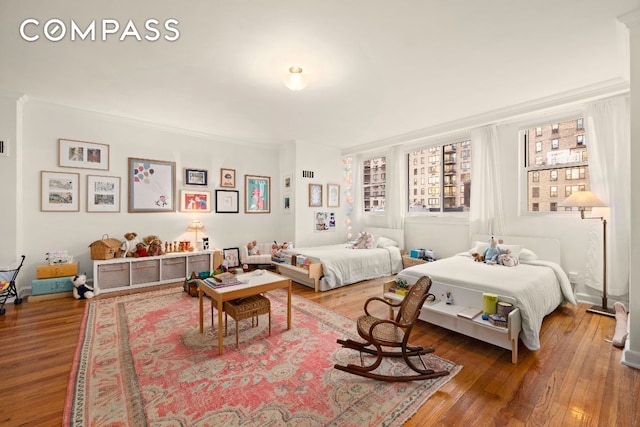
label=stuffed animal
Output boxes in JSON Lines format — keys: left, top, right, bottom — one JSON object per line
{"left": 72, "top": 274, "right": 97, "bottom": 299}
{"left": 134, "top": 242, "right": 148, "bottom": 257}
{"left": 271, "top": 241, "right": 290, "bottom": 258}
{"left": 247, "top": 240, "right": 261, "bottom": 256}
{"left": 472, "top": 252, "right": 484, "bottom": 262}
{"left": 482, "top": 236, "right": 500, "bottom": 264}
{"left": 496, "top": 251, "right": 518, "bottom": 267}
{"left": 147, "top": 237, "right": 164, "bottom": 257}
{"left": 121, "top": 232, "right": 139, "bottom": 257}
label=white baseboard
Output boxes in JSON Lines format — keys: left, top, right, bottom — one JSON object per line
{"left": 574, "top": 292, "right": 629, "bottom": 308}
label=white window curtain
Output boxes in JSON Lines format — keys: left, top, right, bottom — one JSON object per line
{"left": 584, "top": 95, "right": 630, "bottom": 296}
{"left": 469, "top": 124, "right": 505, "bottom": 238}
{"left": 386, "top": 146, "right": 406, "bottom": 229}
{"left": 351, "top": 153, "right": 365, "bottom": 235}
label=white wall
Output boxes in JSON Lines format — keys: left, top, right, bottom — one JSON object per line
{"left": 0, "top": 92, "right": 22, "bottom": 263}
{"left": 19, "top": 100, "right": 284, "bottom": 291}
{"left": 293, "top": 140, "right": 345, "bottom": 247}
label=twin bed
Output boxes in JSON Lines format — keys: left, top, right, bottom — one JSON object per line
{"left": 291, "top": 231, "right": 576, "bottom": 361}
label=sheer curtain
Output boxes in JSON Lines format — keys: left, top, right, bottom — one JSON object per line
{"left": 386, "top": 146, "right": 406, "bottom": 229}
{"left": 469, "top": 124, "right": 505, "bottom": 239}
{"left": 584, "top": 95, "right": 630, "bottom": 296}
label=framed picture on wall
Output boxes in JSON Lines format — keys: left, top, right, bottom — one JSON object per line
{"left": 184, "top": 168, "right": 208, "bottom": 186}
{"left": 309, "top": 183, "right": 322, "bottom": 207}
{"left": 41, "top": 171, "right": 80, "bottom": 212}
{"left": 244, "top": 174, "right": 271, "bottom": 213}
{"left": 58, "top": 139, "right": 110, "bottom": 170}
{"left": 87, "top": 175, "right": 120, "bottom": 212}
{"left": 314, "top": 211, "right": 336, "bottom": 232}
{"left": 180, "top": 190, "right": 211, "bottom": 212}
{"left": 327, "top": 183, "right": 340, "bottom": 208}
{"left": 220, "top": 168, "right": 236, "bottom": 188}
{"left": 283, "top": 195, "right": 292, "bottom": 214}
{"left": 215, "top": 189, "right": 239, "bottom": 213}
{"left": 128, "top": 157, "right": 176, "bottom": 213}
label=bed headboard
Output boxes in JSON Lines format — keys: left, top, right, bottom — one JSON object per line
{"left": 472, "top": 234, "right": 561, "bottom": 265}
{"left": 364, "top": 227, "right": 405, "bottom": 251}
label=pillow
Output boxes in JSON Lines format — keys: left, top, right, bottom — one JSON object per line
{"left": 496, "top": 244, "right": 523, "bottom": 258}
{"left": 469, "top": 241, "right": 489, "bottom": 255}
{"left": 376, "top": 237, "right": 399, "bottom": 248}
{"left": 518, "top": 248, "right": 538, "bottom": 261}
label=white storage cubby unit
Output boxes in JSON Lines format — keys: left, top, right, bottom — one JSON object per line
{"left": 383, "top": 281, "right": 522, "bottom": 364}
{"left": 94, "top": 250, "right": 214, "bottom": 293}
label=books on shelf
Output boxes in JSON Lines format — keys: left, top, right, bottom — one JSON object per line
{"left": 457, "top": 306, "right": 483, "bottom": 319}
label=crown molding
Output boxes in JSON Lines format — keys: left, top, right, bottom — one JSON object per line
{"left": 24, "top": 97, "right": 288, "bottom": 150}
{"left": 619, "top": 8, "right": 640, "bottom": 28}
{"left": 342, "top": 78, "right": 630, "bottom": 156}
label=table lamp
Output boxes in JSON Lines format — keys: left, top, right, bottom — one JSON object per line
{"left": 187, "top": 220, "right": 205, "bottom": 250}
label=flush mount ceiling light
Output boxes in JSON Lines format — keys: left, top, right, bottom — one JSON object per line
{"left": 283, "top": 66, "right": 308, "bottom": 91}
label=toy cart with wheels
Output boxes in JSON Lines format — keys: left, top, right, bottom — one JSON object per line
{"left": 0, "top": 255, "right": 25, "bottom": 315}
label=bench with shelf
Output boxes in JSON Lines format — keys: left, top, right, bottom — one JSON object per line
{"left": 94, "top": 250, "right": 222, "bottom": 293}
{"left": 271, "top": 261, "right": 323, "bottom": 292}
{"left": 383, "top": 280, "right": 522, "bottom": 364}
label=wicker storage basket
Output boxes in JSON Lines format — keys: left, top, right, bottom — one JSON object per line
{"left": 402, "top": 255, "right": 427, "bottom": 268}
{"left": 89, "top": 234, "right": 122, "bottom": 260}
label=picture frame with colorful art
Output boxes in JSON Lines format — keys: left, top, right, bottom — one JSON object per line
{"left": 244, "top": 174, "right": 271, "bottom": 213}
{"left": 41, "top": 171, "right": 80, "bottom": 212}
{"left": 58, "top": 138, "right": 109, "bottom": 170}
{"left": 180, "top": 190, "right": 211, "bottom": 212}
{"left": 223, "top": 247, "right": 240, "bottom": 268}
{"left": 184, "top": 168, "right": 208, "bottom": 186}
{"left": 215, "top": 189, "right": 239, "bottom": 213}
{"left": 87, "top": 175, "right": 121, "bottom": 213}
{"left": 309, "top": 183, "right": 322, "bottom": 207}
{"left": 128, "top": 157, "right": 176, "bottom": 213}
{"left": 220, "top": 168, "right": 236, "bottom": 188}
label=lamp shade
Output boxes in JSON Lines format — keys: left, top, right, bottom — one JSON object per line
{"left": 283, "top": 66, "right": 308, "bottom": 91}
{"left": 558, "top": 191, "right": 607, "bottom": 208}
{"left": 187, "top": 220, "right": 205, "bottom": 232}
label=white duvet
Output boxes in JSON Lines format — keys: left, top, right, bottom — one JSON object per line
{"left": 397, "top": 253, "right": 577, "bottom": 350}
{"left": 292, "top": 244, "right": 403, "bottom": 291}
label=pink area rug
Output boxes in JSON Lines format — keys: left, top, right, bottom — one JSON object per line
{"left": 64, "top": 287, "right": 460, "bottom": 426}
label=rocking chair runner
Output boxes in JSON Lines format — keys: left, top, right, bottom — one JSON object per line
{"left": 335, "top": 275, "right": 449, "bottom": 382}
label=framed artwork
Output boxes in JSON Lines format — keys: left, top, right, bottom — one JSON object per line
{"left": 309, "top": 183, "right": 322, "bottom": 207}
{"left": 283, "top": 195, "right": 292, "bottom": 214}
{"left": 180, "top": 190, "right": 211, "bottom": 212}
{"left": 283, "top": 174, "right": 292, "bottom": 190}
{"left": 215, "top": 189, "right": 239, "bottom": 213}
{"left": 223, "top": 247, "right": 240, "bottom": 268}
{"left": 327, "top": 183, "right": 340, "bottom": 208}
{"left": 314, "top": 211, "right": 336, "bottom": 232}
{"left": 87, "top": 175, "right": 120, "bottom": 212}
{"left": 41, "top": 171, "right": 80, "bottom": 212}
{"left": 244, "top": 174, "right": 271, "bottom": 213}
{"left": 220, "top": 168, "right": 236, "bottom": 188}
{"left": 58, "top": 139, "right": 110, "bottom": 170}
{"left": 128, "top": 157, "right": 176, "bottom": 213}
{"left": 184, "top": 168, "right": 208, "bottom": 186}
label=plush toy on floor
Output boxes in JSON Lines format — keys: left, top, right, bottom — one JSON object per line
{"left": 72, "top": 274, "right": 97, "bottom": 299}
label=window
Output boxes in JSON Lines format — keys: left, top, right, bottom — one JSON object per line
{"left": 363, "top": 156, "right": 386, "bottom": 212}
{"left": 408, "top": 139, "right": 471, "bottom": 212}
{"left": 525, "top": 117, "right": 591, "bottom": 212}
{"left": 536, "top": 127, "right": 542, "bottom": 136}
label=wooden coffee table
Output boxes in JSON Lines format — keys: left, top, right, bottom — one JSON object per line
{"left": 198, "top": 270, "right": 292, "bottom": 355}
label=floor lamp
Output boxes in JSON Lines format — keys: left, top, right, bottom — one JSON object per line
{"left": 559, "top": 191, "right": 614, "bottom": 317}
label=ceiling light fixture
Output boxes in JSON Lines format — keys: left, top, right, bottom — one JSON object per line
{"left": 283, "top": 66, "right": 308, "bottom": 91}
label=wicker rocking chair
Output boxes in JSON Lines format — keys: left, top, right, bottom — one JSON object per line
{"left": 335, "top": 276, "right": 449, "bottom": 382}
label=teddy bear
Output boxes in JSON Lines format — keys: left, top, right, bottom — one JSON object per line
{"left": 472, "top": 252, "right": 484, "bottom": 262}
{"left": 121, "top": 232, "right": 139, "bottom": 257}
{"left": 134, "top": 242, "right": 148, "bottom": 257}
{"left": 271, "top": 241, "right": 289, "bottom": 258}
{"left": 72, "top": 274, "right": 97, "bottom": 299}
{"left": 247, "top": 240, "right": 261, "bottom": 256}
{"left": 482, "top": 236, "right": 500, "bottom": 264}
{"left": 147, "top": 237, "right": 164, "bottom": 257}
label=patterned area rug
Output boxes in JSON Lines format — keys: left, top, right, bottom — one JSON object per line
{"left": 64, "top": 287, "right": 461, "bottom": 426}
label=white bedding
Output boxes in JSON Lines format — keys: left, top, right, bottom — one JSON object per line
{"left": 396, "top": 253, "right": 577, "bottom": 350}
{"left": 291, "top": 244, "right": 403, "bottom": 291}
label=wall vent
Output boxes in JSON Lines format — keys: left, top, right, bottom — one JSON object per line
{"left": 302, "top": 170, "right": 314, "bottom": 178}
{"left": 0, "top": 139, "right": 8, "bottom": 157}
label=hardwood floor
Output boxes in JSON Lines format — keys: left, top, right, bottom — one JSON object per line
{"left": 1, "top": 278, "right": 638, "bottom": 426}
